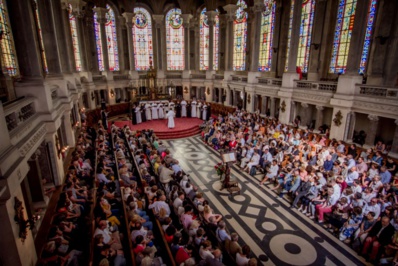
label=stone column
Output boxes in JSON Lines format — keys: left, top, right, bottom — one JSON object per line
{"left": 270, "top": 1, "right": 282, "bottom": 75}
{"left": 223, "top": 5, "right": 238, "bottom": 71}
{"left": 286, "top": 0, "right": 303, "bottom": 73}
{"left": 300, "top": 102, "right": 311, "bottom": 127}
{"left": 261, "top": 96, "right": 267, "bottom": 114}
{"left": 270, "top": 97, "right": 276, "bottom": 118}
{"left": 290, "top": 101, "right": 296, "bottom": 123}
{"left": 249, "top": 0, "right": 264, "bottom": 72}
{"left": 63, "top": 111, "right": 76, "bottom": 147}
{"left": 389, "top": 120, "right": 398, "bottom": 158}
{"left": 307, "top": 0, "right": 328, "bottom": 80}
{"left": 206, "top": 11, "right": 217, "bottom": 71}
{"left": 94, "top": 7, "right": 109, "bottom": 71}
{"left": 345, "top": 0, "right": 371, "bottom": 75}
{"left": 315, "top": 105, "right": 324, "bottom": 131}
{"left": 345, "top": 112, "right": 356, "bottom": 141}
{"left": 60, "top": 2, "right": 76, "bottom": 73}
{"left": 182, "top": 14, "right": 193, "bottom": 72}
{"left": 153, "top": 15, "right": 165, "bottom": 72}
{"left": 117, "top": 16, "right": 127, "bottom": 72}
{"left": 122, "top": 13, "right": 135, "bottom": 72}
{"left": 365, "top": 115, "right": 379, "bottom": 146}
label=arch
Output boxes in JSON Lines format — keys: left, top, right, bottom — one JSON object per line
{"left": 199, "top": 8, "right": 220, "bottom": 71}
{"left": 233, "top": 0, "right": 248, "bottom": 71}
{"left": 166, "top": 8, "right": 184, "bottom": 71}
{"left": 132, "top": 7, "right": 154, "bottom": 70}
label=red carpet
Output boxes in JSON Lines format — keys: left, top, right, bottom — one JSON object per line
{"left": 111, "top": 118, "right": 203, "bottom": 139}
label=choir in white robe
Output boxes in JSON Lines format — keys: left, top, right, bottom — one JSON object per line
{"left": 135, "top": 106, "right": 142, "bottom": 124}
{"left": 197, "top": 102, "right": 202, "bottom": 118}
{"left": 181, "top": 100, "right": 187, "bottom": 117}
{"left": 166, "top": 110, "right": 175, "bottom": 129}
{"left": 202, "top": 104, "right": 207, "bottom": 120}
{"left": 145, "top": 103, "right": 152, "bottom": 120}
{"left": 151, "top": 103, "right": 158, "bottom": 119}
{"left": 169, "top": 102, "right": 175, "bottom": 113}
{"left": 191, "top": 100, "right": 197, "bottom": 117}
{"left": 158, "top": 103, "right": 164, "bottom": 119}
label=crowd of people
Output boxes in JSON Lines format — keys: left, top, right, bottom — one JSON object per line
{"left": 201, "top": 109, "right": 398, "bottom": 265}
{"left": 130, "top": 99, "right": 212, "bottom": 125}
{"left": 103, "top": 121, "right": 259, "bottom": 266}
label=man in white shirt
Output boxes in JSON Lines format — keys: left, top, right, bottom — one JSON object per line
{"left": 94, "top": 220, "right": 122, "bottom": 250}
{"left": 362, "top": 198, "right": 381, "bottom": 219}
{"left": 173, "top": 191, "right": 185, "bottom": 214}
{"left": 148, "top": 195, "right": 171, "bottom": 216}
{"left": 346, "top": 166, "right": 359, "bottom": 186}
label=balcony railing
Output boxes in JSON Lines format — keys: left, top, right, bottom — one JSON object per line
{"left": 231, "top": 75, "right": 248, "bottom": 82}
{"left": 214, "top": 74, "right": 224, "bottom": 80}
{"left": 4, "top": 97, "right": 36, "bottom": 132}
{"left": 114, "top": 74, "right": 129, "bottom": 80}
{"left": 357, "top": 84, "right": 398, "bottom": 99}
{"left": 190, "top": 74, "right": 206, "bottom": 79}
{"left": 294, "top": 80, "right": 337, "bottom": 92}
{"left": 257, "top": 78, "right": 282, "bottom": 86}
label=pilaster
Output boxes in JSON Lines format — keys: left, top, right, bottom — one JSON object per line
{"left": 314, "top": 105, "right": 324, "bottom": 130}
{"left": 94, "top": 7, "right": 110, "bottom": 71}
{"left": 286, "top": 0, "right": 303, "bottom": 73}
{"left": 365, "top": 115, "right": 379, "bottom": 147}
{"left": 249, "top": 0, "right": 264, "bottom": 72}
{"left": 182, "top": 14, "right": 193, "bottom": 72}
{"left": 122, "top": 13, "right": 136, "bottom": 76}
{"left": 223, "top": 5, "right": 238, "bottom": 71}
{"left": 389, "top": 120, "right": 398, "bottom": 158}
{"left": 153, "top": 15, "right": 166, "bottom": 73}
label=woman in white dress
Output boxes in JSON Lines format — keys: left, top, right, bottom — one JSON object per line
{"left": 151, "top": 102, "right": 158, "bottom": 119}
{"left": 181, "top": 100, "right": 187, "bottom": 117}
{"left": 145, "top": 103, "right": 152, "bottom": 120}
{"left": 166, "top": 110, "right": 175, "bottom": 129}
{"left": 202, "top": 103, "right": 207, "bottom": 120}
{"left": 197, "top": 101, "right": 202, "bottom": 119}
{"left": 158, "top": 102, "right": 164, "bottom": 119}
{"left": 191, "top": 100, "right": 197, "bottom": 117}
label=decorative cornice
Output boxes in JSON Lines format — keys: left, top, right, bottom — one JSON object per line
{"left": 18, "top": 125, "right": 47, "bottom": 157}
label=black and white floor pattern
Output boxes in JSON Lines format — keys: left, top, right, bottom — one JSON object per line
{"left": 164, "top": 136, "right": 367, "bottom": 266}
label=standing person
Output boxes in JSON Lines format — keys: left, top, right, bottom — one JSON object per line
{"left": 191, "top": 99, "right": 197, "bottom": 118}
{"left": 141, "top": 103, "right": 146, "bottom": 122}
{"left": 202, "top": 102, "right": 207, "bottom": 121}
{"left": 145, "top": 102, "right": 152, "bottom": 121}
{"left": 101, "top": 109, "right": 108, "bottom": 130}
{"left": 169, "top": 101, "right": 175, "bottom": 113}
{"left": 181, "top": 99, "right": 187, "bottom": 117}
{"left": 151, "top": 102, "right": 158, "bottom": 119}
{"left": 131, "top": 104, "right": 137, "bottom": 125}
{"left": 176, "top": 101, "right": 181, "bottom": 118}
{"left": 187, "top": 101, "right": 191, "bottom": 117}
{"left": 206, "top": 103, "right": 211, "bottom": 121}
{"left": 158, "top": 102, "right": 164, "bottom": 119}
{"left": 166, "top": 109, "right": 175, "bottom": 129}
{"left": 197, "top": 101, "right": 202, "bottom": 119}
{"left": 135, "top": 105, "right": 142, "bottom": 124}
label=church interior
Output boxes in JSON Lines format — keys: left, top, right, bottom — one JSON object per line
{"left": 0, "top": 0, "right": 397, "bottom": 265}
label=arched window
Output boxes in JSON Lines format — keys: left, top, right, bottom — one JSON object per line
{"left": 94, "top": 5, "right": 120, "bottom": 71}
{"left": 69, "top": 4, "right": 82, "bottom": 72}
{"left": 199, "top": 8, "right": 219, "bottom": 71}
{"left": 166, "top": 8, "right": 184, "bottom": 71}
{"left": 329, "top": 0, "right": 357, "bottom": 74}
{"left": 297, "top": 0, "right": 315, "bottom": 72}
{"left": 0, "top": 0, "right": 18, "bottom": 76}
{"left": 285, "top": 0, "right": 295, "bottom": 71}
{"left": 259, "top": 0, "right": 276, "bottom": 72}
{"left": 233, "top": 0, "right": 248, "bottom": 71}
{"left": 133, "top": 7, "right": 153, "bottom": 71}
{"left": 32, "top": 0, "right": 47, "bottom": 73}
{"left": 359, "top": 0, "right": 377, "bottom": 74}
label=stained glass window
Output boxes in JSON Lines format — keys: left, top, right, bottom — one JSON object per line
{"left": 359, "top": 0, "right": 377, "bottom": 74}
{"left": 105, "top": 5, "right": 119, "bottom": 71}
{"left": 297, "top": 0, "right": 315, "bottom": 72}
{"left": 166, "top": 8, "right": 184, "bottom": 71}
{"left": 199, "top": 8, "right": 220, "bottom": 71}
{"left": 285, "top": 0, "right": 295, "bottom": 71}
{"left": 69, "top": 4, "right": 82, "bottom": 72}
{"left": 329, "top": 0, "right": 357, "bottom": 74}
{"left": 33, "top": 0, "right": 48, "bottom": 73}
{"left": 94, "top": 5, "right": 119, "bottom": 72}
{"left": 233, "top": 0, "right": 248, "bottom": 71}
{"left": 94, "top": 8, "right": 104, "bottom": 71}
{"left": 0, "top": 0, "right": 18, "bottom": 76}
{"left": 258, "top": 0, "right": 276, "bottom": 72}
{"left": 133, "top": 7, "right": 153, "bottom": 71}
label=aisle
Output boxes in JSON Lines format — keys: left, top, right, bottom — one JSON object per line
{"left": 164, "top": 136, "right": 366, "bottom": 266}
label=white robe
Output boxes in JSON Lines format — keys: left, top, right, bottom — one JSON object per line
{"left": 151, "top": 103, "right": 158, "bottom": 119}
{"left": 166, "top": 110, "right": 175, "bottom": 128}
{"left": 145, "top": 104, "right": 152, "bottom": 120}
{"left": 191, "top": 101, "right": 197, "bottom": 117}
{"left": 202, "top": 105, "right": 207, "bottom": 120}
{"left": 197, "top": 102, "right": 202, "bottom": 118}
{"left": 135, "top": 107, "right": 142, "bottom": 123}
{"left": 181, "top": 100, "right": 187, "bottom": 117}
{"left": 169, "top": 102, "right": 175, "bottom": 113}
{"left": 158, "top": 104, "right": 164, "bottom": 119}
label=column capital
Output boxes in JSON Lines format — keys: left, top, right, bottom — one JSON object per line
{"left": 94, "top": 7, "right": 107, "bottom": 23}
{"left": 205, "top": 10, "right": 218, "bottom": 25}
{"left": 315, "top": 105, "right": 324, "bottom": 111}
{"left": 368, "top": 114, "right": 379, "bottom": 121}
{"left": 223, "top": 4, "right": 238, "bottom": 21}
{"left": 122, "top": 12, "right": 134, "bottom": 28}
{"left": 62, "top": 0, "right": 87, "bottom": 17}
{"left": 252, "top": 1, "right": 265, "bottom": 13}
{"left": 118, "top": 16, "right": 127, "bottom": 29}
{"left": 181, "top": 14, "right": 193, "bottom": 27}
{"left": 301, "top": 102, "right": 309, "bottom": 108}
{"left": 152, "top": 14, "right": 165, "bottom": 29}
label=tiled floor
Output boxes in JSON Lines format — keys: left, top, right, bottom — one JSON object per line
{"left": 164, "top": 136, "right": 368, "bottom": 266}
